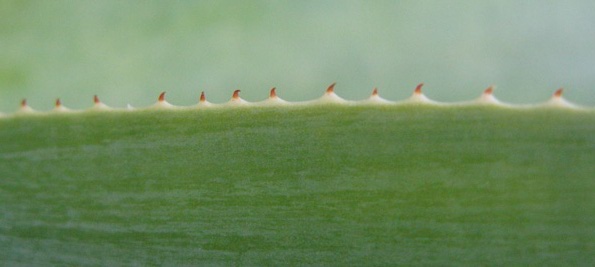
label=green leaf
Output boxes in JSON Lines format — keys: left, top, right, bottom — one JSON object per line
{"left": 1, "top": 106, "right": 594, "bottom": 265}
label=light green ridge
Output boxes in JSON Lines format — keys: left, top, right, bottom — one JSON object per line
{"left": 1, "top": 106, "right": 594, "bottom": 265}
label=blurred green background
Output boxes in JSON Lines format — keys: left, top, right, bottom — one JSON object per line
{"left": 1, "top": 0, "right": 594, "bottom": 112}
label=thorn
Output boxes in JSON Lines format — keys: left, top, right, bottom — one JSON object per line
{"left": 21, "top": 99, "right": 27, "bottom": 107}
{"left": 484, "top": 86, "right": 494, "bottom": 95}
{"left": 554, "top": 88, "right": 563, "bottom": 97}
{"left": 232, "top": 90, "right": 241, "bottom": 100}
{"left": 200, "top": 91, "right": 206, "bottom": 102}
{"left": 158, "top": 92, "right": 166, "bottom": 102}
{"left": 55, "top": 98, "right": 62, "bottom": 108}
{"left": 415, "top": 83, "right": 424, "bottom": 94}
{"left": 326, "top": 83, "right": 336, "bottom": 94}
{"left": 269, "top": 87, "right": 277, "bottom": 98}
{"left": 372, "top": 88, "right": 378, "bottom": 96}
{"left": 94, "top": 95, "right": 100, "bottom": 104}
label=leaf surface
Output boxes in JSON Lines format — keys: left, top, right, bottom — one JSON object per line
{"left": 1, "top": 106, "right": 594, "bottom": 265}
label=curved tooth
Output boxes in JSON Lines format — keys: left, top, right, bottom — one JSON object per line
{"left": 151, "top": 91, "right": 177, "bottom": 109}
{"left": 473, "top": 85, "right": 508, "bottom": 106}
{"left": 326, "top": 83, "right": 336, "bottom": 94}
{"left": 400, "top": 83, "right": 440, "bottom": 105}
{"left": 361, "top": 88, "right": 393, "bottom": 104}
{"left": 18, "top": 99, "right": 37, "bottom": 113}
{"left": 311, "top": 83, "right": 349, "bottom": 104}
{"left": 258, "top": 87, "right": 289, "bottom": 105}
{"left": 195, "top": 91, "right": 214, "bottom": 107}
{"left": 476, "top": 86, "right": 496, "bottom": 103}
{"left": 226, "top": 90, "right": 250, "bottom": 105}
{"left": 91, "top": 95, "right": 111, "bottom": 110}
{"left": 544, "top": 88, "right": 580, "bottom": 109}
{"left": 53, "top": 98, "right": 73, "bottom": 112}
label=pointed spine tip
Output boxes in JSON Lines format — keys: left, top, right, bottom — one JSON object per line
{"left": 55, "top": 98, "right": 62, "bottom": 107}
{"left": 21, "top": 99, "right": 27, "bottom": 107}
{"left": 158, "top": 92, "right": 166, "bottom": 102}
{"left": 326, "top": 83, "right": 336, "bottom": 94}
{"left": 372, "top": 88, "right": 378, "bottom": 96}
{"left": 484, "top": 86, "right": 494, "bottom": 95}
{"left": 200, "top": 91, "right": 206, "bottom": 103}
{"left": 554, "top": 88, "right": 563, "bottom": 97}
{"left": 94, "top": 95, "right": 100, "bottom": 104}
{"left": 269, "top": 87, "right": 277, "bottom": 98}
{"left": 232, "top": 90, "right": 241, "bottom": 100}
{"left": 415, "top": 83, "right": 424, "bottom": 94}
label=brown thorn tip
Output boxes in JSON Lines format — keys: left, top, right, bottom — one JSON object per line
{"left": 554, "top": 88, "right": 563, "bottom": 97}
{"left": 415, "top": 83, "right": 424, "bottom": 94}
{"left": 326, "top": 83, "right": 336, "bottom": 94}
{"left": 232, "top": 90, "right": 241, "bottom": 99}
{"left": 55, "top": 98, "right": 61, "bottom": 107}
{"left": 200, "top": 91, "right": 206, "bottom": 102}
{"left": 484, "top": 86, "right": 494, "bottom": 95}
{"left": 21, "top": 99, "right": 27, "bottom": 107}
{"left": 158, "top": 92, "right": 166, "bottom": 102}
{"left": 372, "top": 88, "right": 378, "bottom": 96}
{"left": 269, "top": 87, "right": 277, "bottom": 98}
{"left": 94, "top": 95, "right": 100, "bottom": 104}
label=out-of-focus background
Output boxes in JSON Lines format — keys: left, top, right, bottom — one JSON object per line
{"left": 1, "top": 1, "right": 594, "bottom": 112}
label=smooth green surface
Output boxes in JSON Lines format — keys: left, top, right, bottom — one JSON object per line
{"left": 2, "top": 1, "right": 595, "bottom": 112}
{"left": 1, "top": 106, "right": 594, "bottom": 265}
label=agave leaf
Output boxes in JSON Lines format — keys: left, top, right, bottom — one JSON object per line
{"left": 0, "top": 104, "right": 593, "bottom": 265}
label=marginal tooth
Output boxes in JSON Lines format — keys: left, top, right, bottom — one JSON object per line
{"left": 475, "top": 85, "right": 504, "bottom": 106}
{"left": 310, "top": 82, "right": 348, "bottom": 104}
{"left": 402, "top": 82, "right": 440, "bottom": 105}
{"left": 483, "top": 85, "right": 494, "bottom": 95}
{"left": 544, "top": 87, "right": 578, "bottom": 109}
{"left": 196, "top": 91, "right": 214, "bottom": 107}
{"left": 153, "top": 91, "right": 176, "bottom": 109}
{"left": 362, "top": 87, "right": 392, "bottom": 104}
{"left": 414, "top": 83, "right": 424, "bottom": 95}
{"left": 227, "top": 89, "right": 249, "bottom": 105}
{"left": 200, "top": 91, "right": 206, "bottom": 103}
{"left": 480, "top": 85, "right": 495, "bottom": 99}
{"left": 257, "top": 87, "right": 289, "bottom": 106}
{"left": 53, "top": 98, "right": 72, "bottom": 112}
{"left": 232, "top": 90, "right": 241, "bottom": 100}
{"left": 91, "top": 95, "right": 111, "bottom": 110}
{"left": 326, "top": 83, "right": 336, "bottom": 94}
{"left": 18, "top": 98, "right": 36, "bottom": 113}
